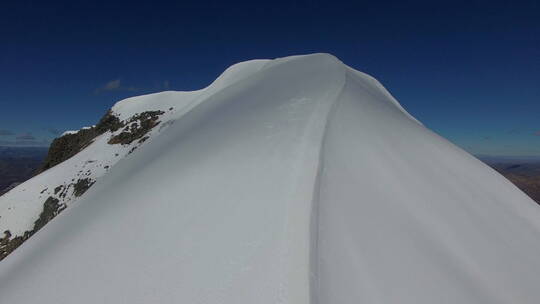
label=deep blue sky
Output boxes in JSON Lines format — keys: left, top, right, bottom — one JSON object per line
{"left": 1, "top": 0, "right": 539, "bottom": 156}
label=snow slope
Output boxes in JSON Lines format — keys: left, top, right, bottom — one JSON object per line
{"left": 1, "top": 53, "right": 540, "bottom": 303}
{"left": 0, "top": 59, "right": 269, "bottom": 242}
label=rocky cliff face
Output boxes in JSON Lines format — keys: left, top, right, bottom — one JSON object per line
{"left": 37, "top": 111, "right": 123, "bottom": 174}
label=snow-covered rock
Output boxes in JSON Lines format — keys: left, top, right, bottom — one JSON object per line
{"left": 1, "top": 54, "right": 540, "bottom": 303}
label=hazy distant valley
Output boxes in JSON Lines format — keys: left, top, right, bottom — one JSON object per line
{"left": 0, "top": 147, "right": 48, "bottom": 196}
{"left": 480, "top": 158, "right": 540, "bottom": 205}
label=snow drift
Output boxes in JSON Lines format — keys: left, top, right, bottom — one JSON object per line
{"left": 1, "top": 53, "right": 540, "bottom": 303}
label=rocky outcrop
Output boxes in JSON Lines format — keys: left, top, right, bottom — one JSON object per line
{"left": 1, "top": 109, "right": 165, "bottom": 261}
{"left": 37, "top": 111, "right": 123, "bottom": 173}
{"left": 37, "top": 110, "right": 165, "bottom": 173}
{"left": 1, "top": 196, "right": 65, "bottom": 260}
{"left": 108, "top": 110, "right": 164, "bottom": 145}
{"left": 73, "top": 178, "right": 95, "bottom": 197}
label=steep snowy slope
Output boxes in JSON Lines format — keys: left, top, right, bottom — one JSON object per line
{"left": 1, "top": 54, "right": 540, "bottom": 303}
{"left": 0, "top": 59, "right": 269, "bottom": 259}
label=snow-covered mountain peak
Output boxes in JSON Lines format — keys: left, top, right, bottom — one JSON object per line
{"left": 1, "top": 54, "right": 540, "bottom": 304}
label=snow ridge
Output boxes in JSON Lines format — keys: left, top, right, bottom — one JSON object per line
{"left": 1, "top": 54, "right": 540, "bottom": 304}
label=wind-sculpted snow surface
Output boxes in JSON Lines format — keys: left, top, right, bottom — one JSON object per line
{"left": 1, "top": 54, "right": 540, "bottom": 303}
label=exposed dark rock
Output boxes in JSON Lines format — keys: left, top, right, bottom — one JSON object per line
{"left": 73, "top": 178, "right": 95, "bottom": 197}
{"left": 37, "top": 111, "right": 123, "bottom": 173}
{"left": 33, "top": 197, "right": 65, "bottom": 232}
{"left": 0, "top": 196, "right": 66, "bottom": 261}
{"left": 0, "top": 230, "right": 24, "bottom": 261}
{"left": 59, "top": 185, "right": 70, "bottom": 199}
{"left": 108, "top": 111, "right": 164, "bottom": 145}
{"left": 1, "top": 230, "right": 11, "bottom": 240}
{"left": 138, "top": 136, "right": 149, "bottom": 144}
{"left": 94, "top": 110, "right": 124, "bottom": 134}
{"left": 54, "top": 185, "right": 63, "bottom": 194}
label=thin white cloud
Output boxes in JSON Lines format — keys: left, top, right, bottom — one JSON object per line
{"left": 104, "top": 79, "right": 121, "bottom": 90}
{"left": 95, "top": 79, "right": 139, "bottom": 94}
{"left": 16, "top": 133, "right": 36, "bottom": 140}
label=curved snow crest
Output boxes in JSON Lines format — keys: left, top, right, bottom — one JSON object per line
{"left": 110, "top": 58, "right": 270, "bottom": 120}
{"left": 2, "top": 53, "right": 540, "bottom": 303}
{"left": 110, "top": 53, "right": 421, "bottom": 125}
{"left": 345, "top": 66, "right": 423, "bottom": 125}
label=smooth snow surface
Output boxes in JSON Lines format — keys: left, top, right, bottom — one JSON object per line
{"left": 1, "top": 54, "right": 540, "bottom": 303}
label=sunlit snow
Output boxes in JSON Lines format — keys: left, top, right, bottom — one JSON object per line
{"left": 1, "top": 54, "right": 539, "bottom": 303}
